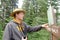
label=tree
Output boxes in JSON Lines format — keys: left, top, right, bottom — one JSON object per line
{"left": 0, "top": 0, "right": 18, "bottom": 27}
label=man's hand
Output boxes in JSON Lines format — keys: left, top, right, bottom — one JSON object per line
{"left": 42, "top": 23, "right": 48, "bottom": 28}
{"left": 41, "top": 23, "right": 51, "bottom": 31}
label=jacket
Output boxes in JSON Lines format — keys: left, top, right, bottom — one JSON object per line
{"left": 2, "top": 20, "right": 43, "bottom": 40}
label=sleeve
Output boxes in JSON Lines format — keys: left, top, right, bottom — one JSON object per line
{"left": 2, "top": 24, "right": 12, "bottom": 40}
{"left": 24, "top": 23, "right": 43, "bottom": 32}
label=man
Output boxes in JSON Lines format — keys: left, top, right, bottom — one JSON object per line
{"left": 2, "top": 8, "right": 49, "bottom": 40}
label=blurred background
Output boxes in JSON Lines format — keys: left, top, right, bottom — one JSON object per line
{"left": 0, "top": 0, "right": 59, "bottom": 40}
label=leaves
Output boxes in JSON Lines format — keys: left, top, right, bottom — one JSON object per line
{"left": 22, "top": 0, "right": 50, "bottom": 40}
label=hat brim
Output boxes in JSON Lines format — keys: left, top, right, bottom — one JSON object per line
{"left": 10, "top": 10, "right": 25, "bottom": 17}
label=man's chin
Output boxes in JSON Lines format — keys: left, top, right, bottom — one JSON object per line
{"left": 20, "top": 19, "right": 23, "bottom": 21}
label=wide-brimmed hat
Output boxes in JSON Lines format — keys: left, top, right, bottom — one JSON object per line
{"left": 10, "top": 8, "right": 25, "bottom": 17}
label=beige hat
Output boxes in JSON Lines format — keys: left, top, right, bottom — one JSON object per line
{"left": 10, "top": 8, "right": 25, "bottom": 17}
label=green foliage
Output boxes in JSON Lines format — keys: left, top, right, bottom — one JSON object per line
{"left": 22, "top": 0, "right": 50, "bottom": 40}
{"left": 32, "top": 17, "right": 48, "bottom": 26}
{"left": 0, "top": 24, "right": 3, "bottom": 40}
{"left": 0, "top": 0, "right": 18, "bottom": 29}
{"left": 28, "top": 29, "right": 50, "bottom": 40}
{"left": 23, "top": 0, "right": 48, "bottom": 25}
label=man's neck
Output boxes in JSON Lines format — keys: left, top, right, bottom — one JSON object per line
{"left": 13, "top": 18, "right": 22, "bottom": 24}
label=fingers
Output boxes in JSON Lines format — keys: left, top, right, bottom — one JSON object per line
{"left": 42, "top": 23, "right": 49, "bottom": 27}
{"left": 44, "top": 23, "right": 48, "bottom": 26}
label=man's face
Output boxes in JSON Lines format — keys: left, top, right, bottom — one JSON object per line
{"left": 16, "top": 12, "right": 24, "bottom": 20}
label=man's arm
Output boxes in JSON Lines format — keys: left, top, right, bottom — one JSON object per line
{"left": 2, "top": 24, "right": 12, "bottom": 40}
{"left": 26, "top": 25, "right": 43, "bottom": 32}
{"left": 24, "top": 22, "right": 44, "bottom": 32}
{"left": 24, "top": 23, "right": 49, "bottom": 32}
